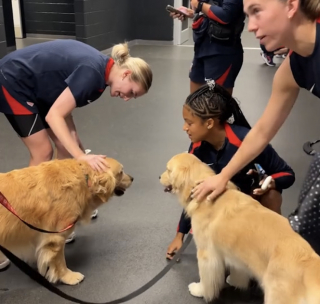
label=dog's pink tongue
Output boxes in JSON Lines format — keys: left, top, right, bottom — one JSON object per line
{"left": 164, "top": 186, "right": 172, "bottom": 192}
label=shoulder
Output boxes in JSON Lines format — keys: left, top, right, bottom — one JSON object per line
{"left": 225, "top": 123, "right": 249, "bottom": 146}
{"left": 188, "top": 142, "right": 203, "bottom": 154}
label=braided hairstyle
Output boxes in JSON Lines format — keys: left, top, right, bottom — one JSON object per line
{"left": 185, "top": 82, "right": 251, "bottom": 129}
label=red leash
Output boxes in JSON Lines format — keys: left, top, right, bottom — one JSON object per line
{"left": 0, "top": 191, "right": 75, "bottom": 233}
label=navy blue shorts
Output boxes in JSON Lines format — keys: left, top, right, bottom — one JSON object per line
{"left": 189, "top": 52, "right": 243, "bottom": 88}
{"left": 0, "top": 85, "right": 50, "bottom": 137}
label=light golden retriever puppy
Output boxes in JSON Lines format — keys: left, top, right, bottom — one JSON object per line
{"left": 0, "top": 157, "right": 133, "bottom": 285}
{"left": 160, "top": 153, "right": 320, "bottom": 304}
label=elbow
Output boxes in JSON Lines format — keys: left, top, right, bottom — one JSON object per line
{"left": 45, "top": 112, "right": 52, "bottom": 124}
{"left": 273, "top": 174, "right": 296, "bottom": 191}
{"left": 45, "top": 108, "right": 61, "bottom": 125}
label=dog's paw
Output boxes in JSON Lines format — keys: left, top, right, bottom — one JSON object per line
{"left": 60, "top": 270, "right": 85, "bottom": 285}
{"left": 226, "top": 273, "right": 249, "bottom": 289}
{"left": 188, "top": 282, "right": 204, "bottom": 298}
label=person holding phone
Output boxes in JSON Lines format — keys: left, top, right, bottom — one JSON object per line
{"left": 168, "top": 0, "right": 245, "bottom": 95}
{"left": 166, "top": 83, "right": 295, "bottom": 260}
{"left": 190, "top": 0, "right": 320, "bottom": 254}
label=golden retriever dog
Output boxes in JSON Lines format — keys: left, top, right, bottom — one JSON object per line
{"left": 0, "top": 157, "right": 133, "bottom": 285}
{"left": 160, "top": 153, "right": 320, "bottom": 304}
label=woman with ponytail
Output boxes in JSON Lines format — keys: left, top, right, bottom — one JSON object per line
{"left": 166, "top": 82, "right": 295, "bottom": 260}
{"left": 0, "top": 40, "right": 152, "bottom": 171}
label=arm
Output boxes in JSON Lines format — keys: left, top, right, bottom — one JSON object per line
{"left": 177, "top": 210, "right": 192, "bottom": 235}
{"left": 45, "top": 88, "right": 84, "bottom": 159}
{"left": 255, "top": 144, "right": 295, "bottom": 191}
{"left": 192, "top": 56, "right": 300, "bottom": 201}
{"left": 220, "top": 56, "right": 300, "bottom": 182}
{"left": 192, "top": 0, "right": 243, "bottom": 24}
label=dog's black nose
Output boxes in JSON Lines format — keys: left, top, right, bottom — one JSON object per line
{"left": 130, "top": 175, "right": 134, "bottom": 182}
{"left": 159, "top": 176, "right": 161, "bottom": 179}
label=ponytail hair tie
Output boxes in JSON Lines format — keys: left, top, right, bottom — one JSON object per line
{"left": 227, "top": 114, "right": 235, "bottom": 124}
{"left": 205, "top": 78, "right": 216, "bottom": 91}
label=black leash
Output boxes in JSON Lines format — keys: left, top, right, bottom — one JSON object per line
{"left": 0, "top": 235, "right": 193, "bottom": 304}
{"left": 0, "top": 191, "right": 76, "bottom": 233}
{"left": 0, "top": 190, "right": 193, "bottom": 303}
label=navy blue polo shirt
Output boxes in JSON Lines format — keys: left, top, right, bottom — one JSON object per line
{"left": 289, "top": 19, "right": 320, "bottom": 98}
{"left": 192, "top": 0, "right": 244, "bottom": 58}
{"left": 176, "top": 123, "right": 295, "bottom": 234}
{"left": 0, "top": 39, "right": 113, "bottom": 115}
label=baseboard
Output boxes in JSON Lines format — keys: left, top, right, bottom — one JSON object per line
{"left": 101, "top": 39, "right": 174, "bottom": 55}
{"left": 26, "top": 34, "right": 76, "bottom": 40}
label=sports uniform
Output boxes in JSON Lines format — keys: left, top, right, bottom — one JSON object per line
{"left": 0, "top": 39, "right": 114, "bottom": 137}
{"left": 287, "top": 19, "right": 320, "bottom": 253}
{"left": 177, "top": 123, "right": 295, "bottom": 235}
{"left": 190, "top": 0, "right": 245, "bottom": 88}
{"left": 289, "top": 20, "right": 320, "bottom": 99}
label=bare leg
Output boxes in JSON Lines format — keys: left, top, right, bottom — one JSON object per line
{"left": 21, "top": 129, "right": 53, "bottom": 166}
{"left": 47, "top": 115, "right": 83, "bottom": 160}
{"left": 225, "top": 87, "right": 233, "bottom": 95}
{"left": 190, "top": 80, "right": 205, "bottom": 94}
{"left": 260, "top": 189, "right": 282, "bottom": 215}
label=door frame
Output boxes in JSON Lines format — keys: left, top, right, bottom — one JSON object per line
{"left": 173, "top": 0, "right": 191, "bottom": 45}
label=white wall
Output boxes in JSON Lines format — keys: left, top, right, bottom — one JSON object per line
{"left": 11, "top": 0, "right": 23, "bottom": 38}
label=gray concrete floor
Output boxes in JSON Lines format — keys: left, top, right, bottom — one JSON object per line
{"left": 0, "top": 28, "right": 319, "bottom": 304}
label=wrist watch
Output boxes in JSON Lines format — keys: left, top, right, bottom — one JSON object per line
{"left": 196, "top": 1, "right": 204, "bottom": 13}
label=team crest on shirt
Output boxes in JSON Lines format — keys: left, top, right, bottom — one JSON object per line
{"left": 26, "top": 101, "right": 34, "bottom": 107}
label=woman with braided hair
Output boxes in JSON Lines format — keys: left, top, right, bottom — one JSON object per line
{"left": 166, "top": 82, "right": 295, "bottom": 260}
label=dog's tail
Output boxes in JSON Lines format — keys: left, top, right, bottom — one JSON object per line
{"left": 304, "top": 257, "right": 320, "bottom": 304}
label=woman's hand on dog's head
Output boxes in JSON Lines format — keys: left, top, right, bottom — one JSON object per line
{"left": 77, "top": 154, "right": 110, "bottom": 172}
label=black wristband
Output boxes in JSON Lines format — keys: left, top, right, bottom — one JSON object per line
{"left": 196, "top": 1, "right": 204, "bottom": 13}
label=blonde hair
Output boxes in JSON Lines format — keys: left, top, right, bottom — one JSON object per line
{"left": 300, "top": 0, "right": 320, "bottom": 20}
{"left": 281, "top": 0, "right": 320, "bottom": 20}
{"left": 111, "top": 42, "right": 153, "bottom": 93}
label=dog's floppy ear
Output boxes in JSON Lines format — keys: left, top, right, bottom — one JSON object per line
{"left": 171, "top": 165, "right": 191, "bottom": 189}
{"left": 92, "top": 171, "right": 116, "bottom": 201}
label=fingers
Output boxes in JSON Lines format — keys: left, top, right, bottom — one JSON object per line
{"left": 166, "top": 251, "right": 175, "bottom": 260}
{"left": 169, "top": 12, "right": 185, "bottom": 20}
{"left": 192, "top": 185, "right": 208, "bottom": 202}
{"left": 246, "top": 169, "right": 257, "bottom": 175}
{"left": 87, "top": 155, "right": 109, "bottom": 172}
{"left": 166, "top": 248, "right": 181, "bottom": 262}
{"left": 252, "top": 188, "right": 266, "bottom": 196}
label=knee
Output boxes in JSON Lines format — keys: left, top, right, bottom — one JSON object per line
{"left": 30, "top": 142, "right": 53, "bottom": 164}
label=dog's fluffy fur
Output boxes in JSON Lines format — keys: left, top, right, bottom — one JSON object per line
{"left": 0, "top": 157, "right": 133, "bottom": 285}
{"left": 160, "top": 153, "right": 320, "bottom": 304}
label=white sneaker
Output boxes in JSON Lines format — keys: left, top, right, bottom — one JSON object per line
{"left": 91, "top": 209, "right": 98, "bottom": 219}
{"left": 65, "top": 232, "right": 76, "bottom": 244}
{"left": 0, "top": 258, "right": 10, "bottom": 270}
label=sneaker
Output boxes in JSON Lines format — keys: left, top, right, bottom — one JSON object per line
{"left": 91, "top": 209, "right": 98, "bottom": 219}
{"left": 65, "top": 232, "right": 76, "bottom": 244}
{"left": 261, "top": 52, "right": 276, "bottom": 66}
{"left": 0, "top": 258, "right": 10, "bottom": 270}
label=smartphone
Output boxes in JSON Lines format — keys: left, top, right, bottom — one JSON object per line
{"left": 166, "top": 5, "right": 190, "bottom": 17}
